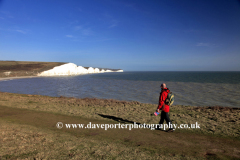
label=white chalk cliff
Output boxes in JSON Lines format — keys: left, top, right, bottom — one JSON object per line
{"left": 38, "top": 63, "right": 123, "bottom": 76}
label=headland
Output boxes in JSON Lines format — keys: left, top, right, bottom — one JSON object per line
{"left": 0, "top": 60, "right": 123, "bottom": 78}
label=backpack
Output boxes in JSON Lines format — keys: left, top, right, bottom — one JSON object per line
{"left": 165, "top": 92, "right": 174, "bottom": 106}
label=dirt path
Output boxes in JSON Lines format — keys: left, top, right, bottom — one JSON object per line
{"left": 1, "top": 105, "right": 239, "bottom": 159}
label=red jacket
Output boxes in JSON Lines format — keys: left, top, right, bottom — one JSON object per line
{"left": 158, "top": 88, "right": 170, "bottom": 113}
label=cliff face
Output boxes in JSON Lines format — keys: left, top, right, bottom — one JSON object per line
{"left": 38, "top": 63, "right": 123, "bottom": 76}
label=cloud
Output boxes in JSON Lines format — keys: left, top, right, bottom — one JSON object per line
{"left": 82, "top": 28, "right": 93, "bottom": 36}
{"left": 184, "top": 29, "right": 212, "bottom": 35}
{"left": 196, "top": 43, "right": 210, "bottom": 47}
{"left": 184, "top": 29, "right": 200, "bottom": 33}
{"left": 109, "top": 20, "right": 118, "bottom": 28}
{"left": 122, "top": 2, "right": 138, "bottom": 12}
{"left": 66, "top": 35, "right": 73, "bottom": 38}
{"left": 0, "top": 11, "right": 14, "bottom": 19}
{"left": 74, "top": 25, "right": 82, "bottom": 31}
{"left": 15, "top": 30, "right": 26, "bottom": 34}
{"left": 76, "top": 7, "right": 82, "bottom": 12}
{"left": 0, "top": 28, "right": 27, "bottom": 34}
{"left": 101, "top": 13, "right": 119, "bottom": 29}
{"left": 73, "top": 25, "right": 93, "bottom": 36}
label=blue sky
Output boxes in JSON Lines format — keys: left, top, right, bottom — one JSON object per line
{"left": 0, "top": 0, "right": 240, "bottom": 71}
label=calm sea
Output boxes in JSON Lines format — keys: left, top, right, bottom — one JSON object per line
{"left": 0, "top": 71, "right": 239, "bottom": 107}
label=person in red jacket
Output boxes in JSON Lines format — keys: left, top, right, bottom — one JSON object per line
{"left": 156, "top": 83, "right": 174, "bottom": 132}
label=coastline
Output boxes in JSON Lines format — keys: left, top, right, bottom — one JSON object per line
{"left": 0, "top": 91, "right": 239, "bottom": 138}
{"left": 0, "top": 61, "right": 239, "bottom": 158}
{"left": 0, "top": 76, "right": 38, "bottom": 81}
{"left": 0, "top": 92, "right": 239, "bottom": 159}
{"left": 0, "top": 74, "right": 240, "bottom": 108}
{"left": 0, "top": 61, "right": 123, "bottom": 79}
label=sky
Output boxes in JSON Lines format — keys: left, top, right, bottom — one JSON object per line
{"left": 0, "top": 0, "right": 240, "bottom": 71}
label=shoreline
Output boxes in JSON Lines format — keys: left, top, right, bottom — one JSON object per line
{"left": 0, "top": 91, "right": 239, "bottom": 133}
{"left": 0, "top": 75, "right": 239, "bottom": 108}
{"left": 0, "top": 88, "right": 238, "bottom": 109}
{"left": 0, "top": 73, "right": 92, "bottom": 81}
{"left": 0, "top": 76, "right": 38, "bottom": 81}
{"left": 0, "top": 91, "right": 239, "bottom": 159}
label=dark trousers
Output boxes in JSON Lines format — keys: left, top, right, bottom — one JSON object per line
{"left": 159, "top": 111, "right": 173, "bottom": 129}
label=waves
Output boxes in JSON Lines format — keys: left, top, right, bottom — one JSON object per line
{"left": 0, "top": 74, "right": 239, "bottom": 107}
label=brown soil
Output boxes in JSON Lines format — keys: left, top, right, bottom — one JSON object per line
{"left": 0, "top": 92, "right": 239, "bottom": 159}
{"left": 0, "top": 61, "right": 65, "bottom": 77}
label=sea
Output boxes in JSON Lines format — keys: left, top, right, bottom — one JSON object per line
{"left": 0, "top": 71, "right": 239, "bottom": 108}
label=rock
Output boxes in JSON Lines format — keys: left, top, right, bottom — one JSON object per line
{"left": 38, "top": 63, "right": 123, "bottom": 76}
